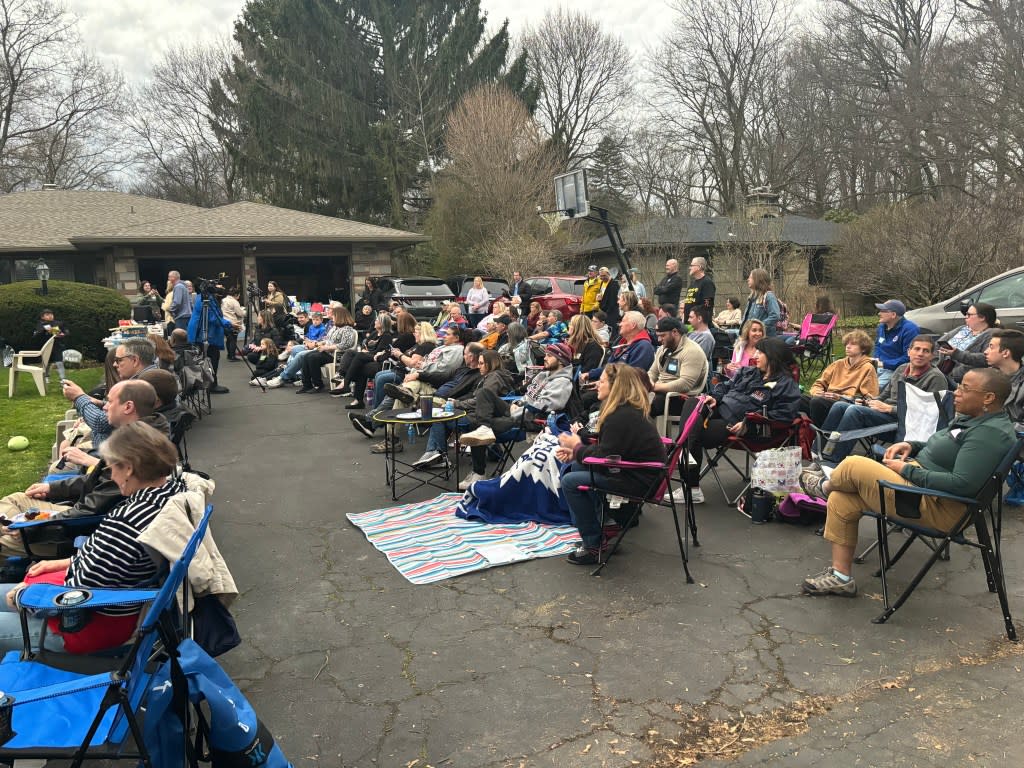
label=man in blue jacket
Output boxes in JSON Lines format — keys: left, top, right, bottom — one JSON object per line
{"left": 582, "top": 311, "right": 655, "bottom": 382}
{"left": 874, "top": 299, "right": 919, "bottom": 390}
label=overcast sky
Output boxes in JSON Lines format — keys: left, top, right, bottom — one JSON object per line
{"left": 65, "top": 0, "right": 682, "bottom": 83}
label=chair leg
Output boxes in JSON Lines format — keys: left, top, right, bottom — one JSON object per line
{"left": 667, "top": 495, "right": 694, "bottom": 584}
{"left": 8, "top": 367, "right": 14, "bottom": 398}
{"left": 591, "top": 501, "right": 640, "bottom": 577}
{"left": 873, "top": 533, "right": 955, "bottom": 626}
{"left": 972, "top": 516, "right": 1018, "bottom": 641}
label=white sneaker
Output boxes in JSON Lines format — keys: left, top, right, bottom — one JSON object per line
{"left": 293, "top": 380, "right": 304, "bottom": 387}
{"left": 458, "top": 471, "right": 486, "bottom": 490}
{"left": 412, "top": 450, "right": 442, "bottom": 468}
{"left": 250, "top": 377, "right": 268, "bottom": 386}
{"left": 266, "top": 377, "right": 283, "bottom": 388}
{"left": 662, "top": 486, "right": 704, "bottom": 503}
{"left": 460, "top": 425, "right": 496, "bottom": 446}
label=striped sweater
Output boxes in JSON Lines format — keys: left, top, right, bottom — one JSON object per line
{"left": 66, "top": 476, "right": 185, "bottom": 615}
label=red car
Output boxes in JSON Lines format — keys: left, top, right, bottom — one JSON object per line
{"left": 522, "top": 276, "right": 587, "bottom": 320}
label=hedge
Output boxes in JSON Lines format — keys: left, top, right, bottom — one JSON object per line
{"left": 0, "top": 280, "right": 132, "bottom": 361}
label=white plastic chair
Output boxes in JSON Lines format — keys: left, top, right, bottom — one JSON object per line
{"left": 8, "top": 335, "right": 55, "bottom": 397}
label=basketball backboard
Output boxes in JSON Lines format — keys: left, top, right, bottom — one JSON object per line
{"left": 554, "top": 169, "right": 589, "bottom": 219}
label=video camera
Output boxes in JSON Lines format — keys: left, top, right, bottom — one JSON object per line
{"left": 246, "top": 280, "right": 264, "bottom": 298}
{"left": 196, "top": 273, "right": 228, "bottom": 299}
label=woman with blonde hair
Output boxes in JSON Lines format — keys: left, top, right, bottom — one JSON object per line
{"left": 466, "top": 276, "right": 490, "bottom": 328}
{"left": 566, "top": 312, "right": 605, "bottom": 372}
{"left": 556, "top": 364, "right": 666, "bottom": 565}
{"left": 725, "top": 319, "right": 767, "bottom": 378}
{"left": 740, "top": 268, "right": 781, "bottom": 336}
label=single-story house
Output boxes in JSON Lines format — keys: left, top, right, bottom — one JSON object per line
{"left": 0, "top": 189, "right": 428, "bottom": 304}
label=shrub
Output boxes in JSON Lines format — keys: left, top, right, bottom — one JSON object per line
{"left": 0, "top": 280, "right": 132, "bottom": 361}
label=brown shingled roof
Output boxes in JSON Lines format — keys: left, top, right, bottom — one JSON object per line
{"left": 0, "top": 190, "right": 197, "bottom": 251}
{"left": 71, "top": 200, "right": 427, "bottom": 244}
{"left": 0, "top": 191, "right": 427, "bottom": 252}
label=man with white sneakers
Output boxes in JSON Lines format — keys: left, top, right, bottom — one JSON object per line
{"left": 456, "top": 342, "right": 575, "bottom": 489}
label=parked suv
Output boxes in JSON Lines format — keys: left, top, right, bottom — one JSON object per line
{"left": 374, "top": 276, "right": 454, "bottom": 322}
{"left": 524, "top": 276, "right": 586, "bottom": 320}
{"left": 445, "top": 275, "right": 510, "bottom": 315}
{"left": 904, "top": 266, "right": 1024, "bottom": 334}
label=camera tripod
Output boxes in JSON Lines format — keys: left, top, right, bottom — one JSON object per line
{"left": 193, "top": 289, "right": 263, "bottom": 396}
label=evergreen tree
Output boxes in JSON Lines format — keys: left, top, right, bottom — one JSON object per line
{"left": 586, "top": 134, "right": 635, "bottom": 226}
{"left": 211, "top": 0, "right": 532, "bottom": 226}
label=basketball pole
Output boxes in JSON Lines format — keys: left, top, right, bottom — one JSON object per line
{"left": 536, "top": 203, "right": 636, "bottom": 293}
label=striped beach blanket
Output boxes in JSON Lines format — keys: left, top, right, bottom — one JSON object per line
{"left": 347, "top": 493, "right": 581, "bottom": 584}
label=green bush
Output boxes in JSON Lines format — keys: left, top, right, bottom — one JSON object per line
{"left": 0, "top": 280, "right": 132, "bottom": 361}
{"left": 839, "top": 315, "right": 879, "bottom": 331}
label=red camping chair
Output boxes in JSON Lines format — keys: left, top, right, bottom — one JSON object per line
{"left": 792, "top": 312, "right": 837, "bottom": 377}
{"left": 575, "top": 395, "right": 711, "bottom": 581}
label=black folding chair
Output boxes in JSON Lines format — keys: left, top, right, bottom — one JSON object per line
{"left": 865, "top": 439, "right": 1024, "bottom": 639}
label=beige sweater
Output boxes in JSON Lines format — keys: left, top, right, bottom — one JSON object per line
{"left": 809, "top": 356, "right": 879, "bottom": 398}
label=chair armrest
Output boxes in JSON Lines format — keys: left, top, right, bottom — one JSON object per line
{"left": 16, "top": 583, "right": 160, "bottom": 612}
{"left": 7, "top": 671, "right": 115, "bottom": 709}
{"left": 876, "top": 479, "right": 977, "bottom": 506}
{"left": 582, "top": 456, "right": 664, "bottom": 470}
{"left": 8, "top": 514, "right": 104, "bottom": 531}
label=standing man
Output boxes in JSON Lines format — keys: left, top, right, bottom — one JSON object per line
{"left": 683, "top": 257, "right": 715, "bottom": 320}
{"left": 221, "top": 287, "right": 245, "bottom": 361}
{"left": 167, "top": 271, "right": 192, "bottom": 330}
{"left": 581, "top": 265, "right": 602, "bottom": 316}
{"left": 597, "top": 266, "right": 620, "bottom": 328}
{"left": 509, "top": 271, "right": 532, "bottom": 306}
{"left": 874, "top": 299, "right": 920, "bottom": 390}
{"left": 654, "top": 258, "right": 684, "bottom": 309}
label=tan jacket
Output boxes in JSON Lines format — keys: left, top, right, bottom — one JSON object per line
{"left": 809, "top": 356, "right": 879, "bottom": 399}
{"left": 648, "top": 336, "right": 709, "bottom": 394}
{"left": 138, "top": 472, "right": 238, "bottom": 606}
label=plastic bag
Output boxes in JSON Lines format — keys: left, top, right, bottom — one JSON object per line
{"left": 750, "top": 445, "right": 802, "bottom": 494}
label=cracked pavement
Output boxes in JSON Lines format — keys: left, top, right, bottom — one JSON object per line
{"left": 193, "top": 365, "right": 1024, "bottom": 766}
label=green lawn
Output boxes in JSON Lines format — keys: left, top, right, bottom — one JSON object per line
{"left": 0, "top": 367, "right": 104, "bottom": 497}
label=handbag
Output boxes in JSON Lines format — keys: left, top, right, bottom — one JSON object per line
{"left": 749, "top": 445, "right": 802, "bottom": 494}
{"left": 191, "top": 594, "right": 241, "bottom": 658}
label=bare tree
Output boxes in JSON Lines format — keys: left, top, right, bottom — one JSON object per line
{"left": 830, "top": 194, "right": 1024, "bottom": 306}
{"left": 520, "top": 8, "right": 634, "bottom": 165}
{"left": 623, "top": 127, "right": 707, "bottom": 217}
{"left": 649, "top": 0, "right": 794, "bottom": 213}
{"left": 425, "top": 84, "right": 562, "bottom": 273}
{"left": 0, "top": 0, "right": 127, "bottom": 191}
{"left": 130, "top": 40, "right": 239, "bottom": 206}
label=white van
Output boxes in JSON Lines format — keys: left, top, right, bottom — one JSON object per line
{"left": 904, "top": 267, "right": 1024, "bottom": 334}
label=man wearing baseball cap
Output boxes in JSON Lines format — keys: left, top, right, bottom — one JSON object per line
{"left": 457, "top": 342, "right": 575, "bottom": 489}
{"left": 649, "top": 316, "right": 709, "bottom": 428}
{"left": 874, "top": 299, "right": 920, "bottom": 390}
{"left": 581, "top": 265, "right": 602, "bottom": 315}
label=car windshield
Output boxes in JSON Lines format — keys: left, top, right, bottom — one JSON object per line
{"left": 397, "top": 280, "right": 453, "bottom": 297}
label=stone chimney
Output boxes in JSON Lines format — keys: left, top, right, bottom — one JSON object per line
{"left": 745, "top": 186, "right": 782, "bottom": 219}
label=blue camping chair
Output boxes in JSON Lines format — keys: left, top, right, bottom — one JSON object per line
{"left": 0, "top": 504, "right": 213, "bottom": 766}
{"left": 865, "top": 441, "right": 1023, "bottom": 640}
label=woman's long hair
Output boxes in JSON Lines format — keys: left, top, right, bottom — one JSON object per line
{"left": 567, "top": 312, "right": 600, "bottom": 351}
{"left": 748, "top": 268, "right": 772, "bottom": 302}
{"left": 597, "top": 363, "right": 651, "bottom": 431}
{"left": 735, "top": 319, "right": 766, "bottom": 353}
{"left": 754, "top": 337, "right": 795, "bottom": 380}
{"left": 260, "top": 337, "right": 279, "bottom": 358}
{"left": 332, "top": 306, "right": 355, "bottom": 327}
{"left": 257, "top": 309, "right": 276, "bottom": 329}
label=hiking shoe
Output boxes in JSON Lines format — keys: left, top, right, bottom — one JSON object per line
{"left": 384, "top": 383, "right": 416, "bottom": 405}
{"left": 266, "top": 377, "right": 284, "bottom": 388}
{"left": 800, "top": 468, "right": 828, "bottom": 500}
{"left": 458, "top": 471, "right": 487, "bottom": 490}
{"left": 460, "top": 425, "right": 496, "bottom": 446}
{"left": 350, "top": 413, "right": 376, "bottom": 438}
{"left": 371, "top": 439, "right": 402, "bottom": 454}
{"left": 412, "top": 450, "right": 443, "bottom": 468}
{"left": 566, "top": 546, "right": 602, "bottom": 566}
{"left": 801, "top": 567, "right": 857, "bottom": 597}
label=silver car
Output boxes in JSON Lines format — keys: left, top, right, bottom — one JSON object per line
{"left": 904, "top": 266, "right": 1024, "bottom": 334}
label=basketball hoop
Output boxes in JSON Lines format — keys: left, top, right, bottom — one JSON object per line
{"left": 541, "top": 212, "right": 562, "bottom": 236}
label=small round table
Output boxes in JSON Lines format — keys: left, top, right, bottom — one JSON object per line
{"left": 373, "top": 408, "right": 467, "bottom": 500}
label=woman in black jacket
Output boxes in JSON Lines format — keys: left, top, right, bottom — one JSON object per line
{"left": 557, "top": 364, "right": 665, "bottom": 565}
{"left": 246, "top": 337, "right": 282, "bottom": 383}
{"left": 686, "top": 336, "right": 802, "bottom": 501}
{"left": 342, "top": 313, "right": 398, "bottom": 408}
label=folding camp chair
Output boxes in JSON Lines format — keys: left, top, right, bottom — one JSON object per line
{"left": 814, "top": 382, "right": 953, "bottom": 467}
{"left": 864, "top": 441, "right": 1023, "bottom": 639}
{"left": 7, "top": 513, "right": 105, "bottom": 560}
{"left": 0, "top": 505, "right": 213, "bottom": 766}
{"left": 700, "top": 412, "right": 813, "bottom": 506}
{"left": 792, "top": 312, "right": 837, "bottom": 378}
{"left": 578, "top": 395, "right": 710, "bottom": 581}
